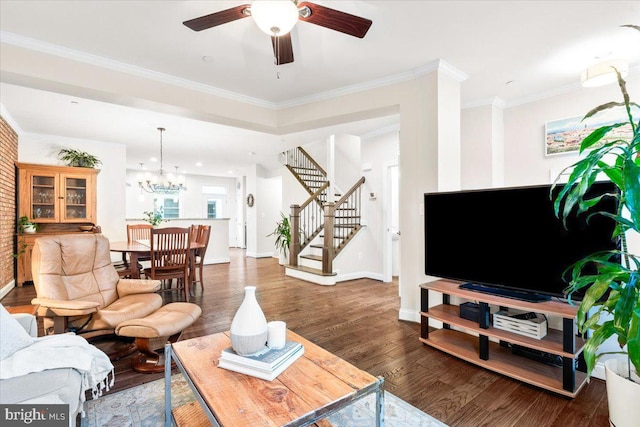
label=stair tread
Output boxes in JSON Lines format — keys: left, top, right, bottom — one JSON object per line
{"left": 300, "top": 254, "right": 323, "bottom": 261}
{"left": 310, "top": 244, "right": 323, "bottom": 249}
{"left": 285, "top": 264, "right": 336, "bottom": 276}
{"left": 291, "top": 167, "right": 324, "bottom": 173}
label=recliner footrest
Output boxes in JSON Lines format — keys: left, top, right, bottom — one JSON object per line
{"left": 115, "top": 302, "right": 201, "bottom": 373}
{"left": 115, "top": 302, "right": 201, "bottom": 339}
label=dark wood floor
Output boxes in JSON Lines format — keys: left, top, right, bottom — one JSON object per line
{"left": 3, "top": 248, "right": 609, "bottom": 426}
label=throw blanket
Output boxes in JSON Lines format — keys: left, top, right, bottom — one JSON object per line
{"left": 0, "top": 333, "right": 114, "bottom": 416}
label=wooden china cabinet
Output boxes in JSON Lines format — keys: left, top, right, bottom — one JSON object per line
{"left": 15, "top": 162, "right": 99, "bottom": 286}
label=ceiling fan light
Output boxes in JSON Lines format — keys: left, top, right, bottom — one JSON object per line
{"left": 251, "top": 0, "right": 299, "bottom": 36}
{"left": 581, "top": 59, "right": 629, "bottom": 88}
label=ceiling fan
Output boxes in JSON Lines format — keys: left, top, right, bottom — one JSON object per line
{"left": 183, "top": 0, "right": 372, "bottom": 65}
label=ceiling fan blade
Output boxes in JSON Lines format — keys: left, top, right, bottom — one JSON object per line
{"left": 298, "top": 2, "right": 372, "bottom": 38}
{"left": 183, "top": 4, "right": 251, "bottom": 31}
{"left": 271, "top": 33, "right": 294, "bottom": 65}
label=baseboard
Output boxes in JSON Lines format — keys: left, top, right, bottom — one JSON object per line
{"left": 399, "top": 308, "right": 420, "bottom": 323}
{"left": 591, "top": 361, "right": 606, "bottom": 381}
{"left": 0, "top": 280, "right": 16, "bottom": 300}
{"left": 285, "top": 268, "right": 337, "bottom": 286}
{"left": 336, "top": 271, "right": 384, "bottom": 282}
{"left": 245, "top": 251, "right": 273, "bottom": 258}
{"left": 203, "top": 257, "right": 231, "bottom": 265}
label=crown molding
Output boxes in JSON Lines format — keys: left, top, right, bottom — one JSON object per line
{"left": 0, "top": 102, "right": 24, "bottom": 135}
{"left": 276, "top": 60, "right": 468, "bottom": 110}
{"left": 505, "top": 65, "right": 640, "bottom": 109}
{"left": 412, "top": 59, "right": 469, "bottom": 82}
{"left": 0, "top": 31, "right": 275, "bottom": 109}
{"left": 463, "top": 96, "right": 507, "bottom": 110}
{"left": 2, "top": 31, "right": 473, "bottom": 113}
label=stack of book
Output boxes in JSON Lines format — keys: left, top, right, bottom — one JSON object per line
{"left": 218, "top": 341, "right": 304, "bottom": 381}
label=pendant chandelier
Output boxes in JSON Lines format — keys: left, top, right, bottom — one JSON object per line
{"left": 137, "top": 127, "right": 186, "bottom": 194}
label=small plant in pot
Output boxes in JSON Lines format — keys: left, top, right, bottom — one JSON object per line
{"left": 13, "top": 216, "right": 37, "bottom": 258}
{"left": 552, "top": 24, "right": 639, "bottom": 427}
{"left": 142, "top": 210, "right": 164, "bottom": 227}
{"left": 17, "top": 216, "right": 37, "bottom": 234}
{"left": 267, "top": 212, "right": 291, "bottom": 264}
{"left": 58, "top": 148, "right": 102, "bottom": 168}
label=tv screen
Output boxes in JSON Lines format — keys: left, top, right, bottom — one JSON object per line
{"left": 424, "top": 181, "right": 620, "bottom": 300}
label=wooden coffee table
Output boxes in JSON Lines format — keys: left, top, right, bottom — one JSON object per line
{"left": 164, "top": 330, "right": 384, "bottom": 427}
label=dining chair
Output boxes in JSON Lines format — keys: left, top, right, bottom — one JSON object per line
{"left": 190, "top": 224, "right": 211, "bottom": 291}
{"left": 144, "top": 227, "right": 191, "bottom": 302}
{"left": 117, "top": 224, "right": 153, "bottom": 278}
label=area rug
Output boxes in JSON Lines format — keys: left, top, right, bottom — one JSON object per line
{"left": 81, "top": 373, "right": 447, "bottom": 427}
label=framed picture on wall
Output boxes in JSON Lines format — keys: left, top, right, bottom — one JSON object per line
{"left": 545, "top": 105, "right": 636, "bottom": 156}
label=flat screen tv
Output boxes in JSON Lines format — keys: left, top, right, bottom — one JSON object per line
{"left": 424, "top": 181, "right": 620, "bottom": 302}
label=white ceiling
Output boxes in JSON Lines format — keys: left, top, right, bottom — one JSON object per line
{"left": 1, "top": 1, "right": 639, "bottom": 177}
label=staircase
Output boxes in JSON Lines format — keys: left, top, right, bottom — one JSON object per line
{"left": 283, "top": 147, "right": 365, "bottom": 285}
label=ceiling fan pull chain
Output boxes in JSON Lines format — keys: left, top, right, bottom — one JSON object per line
{"left": 275, "top": 35, "right": 281, "bottom": 79}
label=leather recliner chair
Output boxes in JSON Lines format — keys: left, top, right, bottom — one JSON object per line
{"left": 31, "top": 233, "right": 163, "bottom": 337}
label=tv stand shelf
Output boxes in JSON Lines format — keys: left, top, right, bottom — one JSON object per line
{"left": 419, "top": 280, "right": 587, "bottom": 398}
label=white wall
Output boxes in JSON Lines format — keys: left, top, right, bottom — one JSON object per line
{"left": 334, "top": 134, "right": 362, "bottom": 192}
{"left": 332, "top": 128, "right": 399, "bottom": 281}
{"left": 258, "top": 175, "right": 282, "bottom": 258}
{"left": 245, "top": 164, "right": 281, "bottom": 258}
{"left": 461, "top": 102, "right": 504, "bottom": 189}
{"left": 503, "top": 74, "right": 640, "bottom": 187}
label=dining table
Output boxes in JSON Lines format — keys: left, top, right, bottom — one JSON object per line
{"left": 110, "top": 240, "right": 205, "bottom": 297}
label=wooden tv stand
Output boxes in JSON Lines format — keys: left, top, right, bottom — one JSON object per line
{"left": 419, "top": 280, "right": 587, "bottom": 398}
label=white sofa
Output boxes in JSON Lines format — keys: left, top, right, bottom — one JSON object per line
{"left": 0, "top": 304, "right": 113, "bottom": 427}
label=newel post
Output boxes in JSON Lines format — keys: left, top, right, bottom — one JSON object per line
{"left": 322, "top": 202, "right": 335, "bottom": 274}
{"left": 290, "top": 204, "right": 300, "bottom": 267}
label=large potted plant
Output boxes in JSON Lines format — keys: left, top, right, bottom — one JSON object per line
{"left": 267, "top": 212, "right": 291, "bottom": 265}
{"left": 552, "top": 25, "right": 638, "bottom": 427}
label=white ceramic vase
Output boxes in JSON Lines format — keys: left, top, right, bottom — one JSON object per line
{"left": 230, "top": 286, "right": 268, "bottom": 356}
{"left": 604, "top": 358, "right": 640, "bottom": 427}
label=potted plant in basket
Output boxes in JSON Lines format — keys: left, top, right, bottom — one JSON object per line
{"left": 552, "top": 24, "right": 639, "bottom": 427}
{"left": 267, "top": 212, "right": 291, "bottom": 265}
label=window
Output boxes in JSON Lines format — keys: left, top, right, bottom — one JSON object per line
{"left": 207, "top": 199, "right": 218, "bottom": 219}
{"left": 202, "top": 185, "right": 227, "bottom": 219}
{"left": 154, "top": 195, "right": 180, "bottom": 219}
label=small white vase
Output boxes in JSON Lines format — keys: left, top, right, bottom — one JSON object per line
{"left": 604, "top": 358, "right": 640, "bottom": 427}
{"left": 230, "top": 286, "right": 268, "bottom": 356}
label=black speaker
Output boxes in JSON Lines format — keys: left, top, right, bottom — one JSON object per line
{"left": 459, "top": 302, "right": 480, "bottom": 323}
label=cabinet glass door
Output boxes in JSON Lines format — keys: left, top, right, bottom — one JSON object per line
{"left": 63, "top": 176, "right": 88, "bottom": 221}
{"left": 30, "top": 174, "right": 57, "bottom": 221}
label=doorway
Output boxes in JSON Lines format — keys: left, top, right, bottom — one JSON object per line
{"left": 383, "top": 162, "right": 400, "bottom": 283}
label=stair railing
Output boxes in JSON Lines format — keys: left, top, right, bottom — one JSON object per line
{"left": 284, "top": 147, "right": 327, "bottom": 197}
{"left": 289, "top": 181, "right": 330, "bottom": 266}
{"left": 322, "top": 176, "right": 365, "bottom": 273}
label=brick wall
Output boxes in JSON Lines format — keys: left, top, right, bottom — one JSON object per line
{"left": 0, "top": 115, "right": 18, "bottom": 288}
